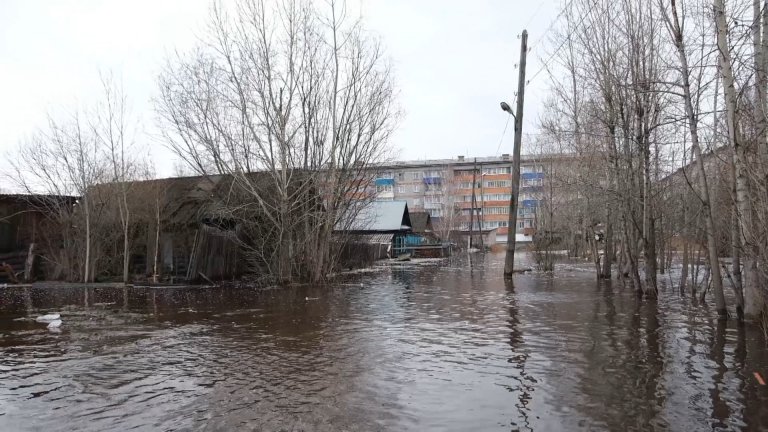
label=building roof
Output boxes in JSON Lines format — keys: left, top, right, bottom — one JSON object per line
{"left": 341, "top": 200, "right": 412, "bottom": 233}
{"left": 409, "top": 211, "right": 432, "bottom": 233}
{"left": 88, "top": 171, "right": 318, "bottom": 228}
{"left": 0, "top": 194, "right": 79, "bottom": 204}
{"left": 375, "top": 153, "right": 570, "bottom": 170}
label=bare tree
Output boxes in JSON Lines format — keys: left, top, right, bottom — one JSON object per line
{"left": 9, "top": 112, "right": 106, "bottom": 282}
{"left": 713, "top": 0, "right": 761, "bottom": 319}
{"left": 659, "top": 0, "right": 728, "bottom": 318}
{"left": 156, "top": 0, "right": 398, "bottom": 285}
{"left": 92, "top": 73, "right": 147, "bottom": 284}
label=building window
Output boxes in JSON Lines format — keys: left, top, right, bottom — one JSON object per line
{"left": 460, "top": 182, "right": 473, "bottom": 189}
{"left": 518, "top": 207, "right": 536, "bottom": 217}
{"left": 518, "top": 221, "right": 525, "bottom": 229}
{"left": 377, "top": 184, "right": 393, "bottom": 193}
{"left": 425, "top": 183, "right": 443, "bottom": 192}
{"left": 482, "top": 166, "right": 511, "bottom": 175}
{"left": 412, "top": 184, "right": 420, "bottom": 192}
{"left": 521, "top": 165, "right": 534, "bottom": 173}
{"left": 485, "top": 207, "right": 508, "bottom": 215}
{"left": 485, "top": 180, "right": 511, "bottom": 188}
{"left": 523, "top": 178, "right": 543, "bottom": 187}
{"left": 428, "top": 208, "right": 443, "bottom": 217}
{"left": 411, "top": 171, "right": 421, "bottom": 180}
{"left": 425, "top": 170, "right": 441, "bottom": 178}
{"left": 484, "top": 220, "right": 508, "bottom": 229}
{"left": 397, "top": 185, "right": 405, "bottom": 193}
{"left": 483, "top": 193, "right": 512, "bottom": 201}
{"left": 377, "top": 171, "right": 394, "bottom": 179}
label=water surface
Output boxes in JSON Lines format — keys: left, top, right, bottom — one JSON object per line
{"left": 1, "top": 253, "right": 767, "bottom": 431}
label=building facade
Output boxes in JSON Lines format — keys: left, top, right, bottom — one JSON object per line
{"left": 371, "top": 154, "right": 551, "bottom": 243}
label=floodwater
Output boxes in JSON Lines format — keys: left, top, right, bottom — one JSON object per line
{"left": 1, "top": 253, "right": 768, "bottom": 431}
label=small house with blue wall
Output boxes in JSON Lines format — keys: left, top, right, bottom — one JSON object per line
{"left": 337, "top": 200, "right": 413, "bottom": 258}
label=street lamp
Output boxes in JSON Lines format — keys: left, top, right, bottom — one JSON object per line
{"left": 500, "top": 101, "right": 515, "bottom": 120}
{"left": 501, "top": 29, "right": 528, "bottom": 277}
{"left": 501, "top": 100, "right": 523, "bottom": 275}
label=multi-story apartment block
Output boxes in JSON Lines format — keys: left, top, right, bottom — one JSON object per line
{"left": 372, "top": 154, "right": 551, "bottom": 243}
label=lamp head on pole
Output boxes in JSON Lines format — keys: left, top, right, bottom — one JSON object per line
{"left": 500, "top": 101, "right": 516, "bottom": 120}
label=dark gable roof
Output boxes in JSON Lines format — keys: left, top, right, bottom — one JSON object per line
{"left": 409, "top": 211, "right": 432, "bottom": 233}
{"left": 0, "top": 194, "right": 78, "bottom": 205}
{"left": 89, "top": 171, "right": 316, "bottom": 227}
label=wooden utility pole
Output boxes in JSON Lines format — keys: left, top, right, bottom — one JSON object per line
{"left": 504, "top": 30, "right": 528, "bottom": 276}
{"left": 469, "top": 158, "right": 478, "bottom": 249}
{"left": 479, "top": 162, "right": 484, "bottom": 249}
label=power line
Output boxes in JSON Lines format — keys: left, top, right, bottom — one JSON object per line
{"left": 523, "top": 2, "right": 547, "bottom": 29}
{"left": 495, "top": 114, "right": 512, "bottom": 155}
{"left": 528, "top": 0, "right": 577, "bottom": 52}
{"left": 527, "top": 3, "right": 592, "bottom": 85}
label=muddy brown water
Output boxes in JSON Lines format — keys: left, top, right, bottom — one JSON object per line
{"left": 1, "top": 253, "right": 768, "bottom": 431}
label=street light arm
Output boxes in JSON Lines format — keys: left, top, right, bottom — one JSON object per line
{"left": 500, "top": 101, "right": 516, "bottom": 121}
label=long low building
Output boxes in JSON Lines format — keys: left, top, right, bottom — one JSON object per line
{"left": 370, "top": 153, "right": 560, "bottom": 245}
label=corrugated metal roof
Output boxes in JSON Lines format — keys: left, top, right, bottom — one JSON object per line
{"left": 344, "top": 200, "right": 411, "bottom": 232}
{"left": 354, "top": 233, "right": 394, "bottom": 244}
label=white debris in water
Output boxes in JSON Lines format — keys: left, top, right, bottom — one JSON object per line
{"left": 36, "top": 313, "right": 61, "bottom": 323}
{"left": 47, "top": 319, "right": 62, "bottom": 329}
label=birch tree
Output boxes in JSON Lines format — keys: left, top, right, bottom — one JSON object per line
{"left": 713, "top": 0, "right": 761, "bottom": 319}
{"left": 659, "top": 0, "right": 729, "bottom": 318}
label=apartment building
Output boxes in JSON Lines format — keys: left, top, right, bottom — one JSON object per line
{"left": 372, "top": 154, "right": 550, "bottom": 243}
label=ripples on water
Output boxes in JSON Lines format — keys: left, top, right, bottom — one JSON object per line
{"left": 1, "top": 253, "right": 768, "bottom": 431}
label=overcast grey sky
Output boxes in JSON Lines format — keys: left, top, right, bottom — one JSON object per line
{"left": 0, "top": 0, "right": 562, "bottom": 179}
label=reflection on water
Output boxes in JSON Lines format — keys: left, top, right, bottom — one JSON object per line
{"left": 2, "top": 253, "right": 768, "bottom": 431}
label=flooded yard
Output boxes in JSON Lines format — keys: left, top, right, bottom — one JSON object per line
{"left": 1, "top": 253, "right": 768, "bottom": 431}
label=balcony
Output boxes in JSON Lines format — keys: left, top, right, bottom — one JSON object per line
{"left": 521, "top": 172, "right": 544, "bottom": 180}
{"left": 422, "top": 176, "right": 441, "bottom": 185}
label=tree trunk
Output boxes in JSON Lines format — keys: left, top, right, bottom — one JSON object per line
{"left": 84, "top": 195, "right": 91, "bottom": 284}
{"left": 601, "top": 218, "right": 613, "bottom": 279}
{"left": 666, "top": 0, "right": 726, "bottom": 316}
{"left": 754, "top": 0, "right": 768, "bottom": 160}
{"left": 643, "top": 140, "right": 658, "bottom": 296}
{"left": 658, "top": 214, "right": 666, "bottom": 275}
{"left": 122, "top": 207, "right": 130, "bottom": 284}
{"left": 680, "top": 191, "right": 689, "bottom": 295}
{"left": 715, "top": 0, "right": 759, "bottom": 319}
{"left": 153, "top": 198, "right": 161, "bottom": 283}
{"left": 644, "top": 215, "right": 658, "bottom": 296}
{"left": 24, "top": 243, "right": 35, "bottom": 282}
{"left": 731, "top": 205, "right": 745, "bottom": 319}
